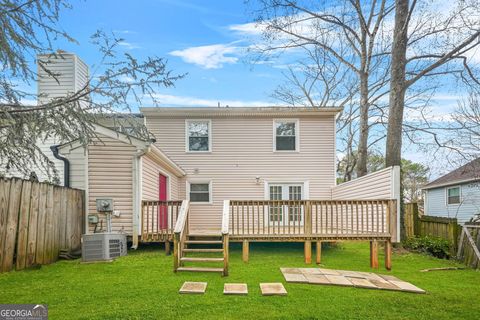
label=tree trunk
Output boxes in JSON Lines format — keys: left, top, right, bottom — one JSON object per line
{"left": 356, "top": 71, "right": 369, "bottom": 177}
{"left": 386, "top": 0, "right": 409, "bottom": 240}
{"left": 385, "top": 0, "right": 409, "bottom": 168}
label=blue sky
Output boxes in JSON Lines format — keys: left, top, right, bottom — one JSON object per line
{"left": 54, "top": 0, "right": 288, "bottom": 106}
{"left": 41, "top": 0, "right": 473, "bottom": 176}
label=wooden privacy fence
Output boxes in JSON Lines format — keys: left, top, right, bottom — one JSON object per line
{"left": 0, "top": 178, "right": 84, "bottom": 273}
{"left": 457, "top": 224, "right": 480, "bottom": 269}
{"left": 404, "top": 203, "right": 460, "bottom": 251}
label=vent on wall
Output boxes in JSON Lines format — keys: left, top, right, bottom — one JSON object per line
{"left": 82, "top": 233, "right": 127, "bottom": 262}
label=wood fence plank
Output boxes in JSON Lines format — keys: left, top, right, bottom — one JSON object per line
{"left": 66, "top": 190, "right": 73, "bottom": 250}
{"left": 58, "top": 188, "right": 67, "bottom": 249}
{"left": 16, "top": 180, "right": 32, "bottom": 270}
{"left": 44, "top": 185, "right": 55, "bottom": 264}
{"left": 2, "top": 179, "right": 23, "bottom": 272}
{"left": 0, "top": 179, "right": 11, "bottom": 271}
{"left": 26, "top": 182, "right": 40, "bottom": 268}
{"left": 35, "top": 183, "right": 47, "bottom": 265}
{"left": 52, "top": 187, "right": 62, "bottom": 261}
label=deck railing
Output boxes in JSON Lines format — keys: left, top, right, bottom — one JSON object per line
{"left": 141, "top": 200, "right": 183, "bottom": 242}
{"left": 228, "top": 200, "right": 396, "bottom": 239}
{"left": 173, "top": 200, "right": 190, "bottom": 271}
{"left": 221, "top": 200, "right": 230, "bottom": 275}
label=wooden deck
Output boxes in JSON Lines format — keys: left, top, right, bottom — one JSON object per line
{"left": 141, "top": 199, "right": 397, "bottom": 275}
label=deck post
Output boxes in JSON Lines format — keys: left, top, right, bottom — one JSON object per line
{"left": 316, "top": 241, "right": 322, "bottom": 264}
{"left": 242, "top": 240, "right": 249, "bottom": 263}
{"left": 173, "top": 236, "right": 179, "bottom": 272}
{"left": 223, "top": 235, "right": 229, "bottom": 276}
{"left": 165, "top": 241, "right": 171, "bottom": 255}
{"left": 385, "top": 240, "right": 392, "bottom": 270}
{"left": 370, "top": 240, "right": 379, "bottom": 269}
{"left": 304, "top": 240, "right": 312, "bottom": 264}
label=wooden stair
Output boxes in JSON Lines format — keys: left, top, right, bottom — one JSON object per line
{"left": 176, "top": 234, "right": 227, "bottom": 275}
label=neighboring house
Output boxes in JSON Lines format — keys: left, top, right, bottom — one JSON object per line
{"left": 423, "top": 158, "right": 480, "bottom": 224}
{"left": 3, "top": 52, "right": 401, "bottom": 271}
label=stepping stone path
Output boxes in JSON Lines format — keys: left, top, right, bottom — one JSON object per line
{"left": 179, "top": 281, "right": 207, "bottom": 294}
{"left": 280, "top": 268, "right": 425, "bottom": 294}
{"left": 260, "top": 283, "right": 288, "bottom": 296}
{"left": 224, "top": 283, "right": 248, "bottom": 295}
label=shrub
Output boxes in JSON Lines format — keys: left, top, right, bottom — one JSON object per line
{"left": 403, "top": 236, "right": 451, "bottom": 259}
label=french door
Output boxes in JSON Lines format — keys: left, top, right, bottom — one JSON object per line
{"left": 268, "top": 184, "right": 303, "bottom": 225}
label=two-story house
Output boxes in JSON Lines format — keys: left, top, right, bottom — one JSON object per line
{"left": 9, "top": 52, "right": 400, "bottom": 273}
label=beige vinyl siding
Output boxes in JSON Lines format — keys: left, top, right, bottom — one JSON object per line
{"left": 63, "top": 145, "right": 86, "bottom": 190}
{"left": 331, "top": 166, "right": 398, "bottom": 199}
{"left": 141, "top": 153, "right": 180, "bottom": 201}
{"left": 331, "top": 166, "right": 401, "bottom": 242}
{"left": 146, "top": 116, "right": 336, "bottom": 233}
{"left": 87, "top": 135, "right": 136, "bottom": 234}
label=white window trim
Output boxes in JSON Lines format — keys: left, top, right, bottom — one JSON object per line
{"left": 446, "top": 185, "right": 461, "bottom": 206}
{"left": 186, "top": 180, "right": 213, "bottom": 205}
{"left": 185, "top": 119, "right": 212, "bottom": 153}
{"left": 273, "top": 118, "right": 300, "bottom": 152}
{"left": 263, "top": 180, "right": 310, "bottom": 199}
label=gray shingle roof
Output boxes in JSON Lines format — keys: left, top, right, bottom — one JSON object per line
{"left": 423, "top": 158, "right": 480, "bottom": 189}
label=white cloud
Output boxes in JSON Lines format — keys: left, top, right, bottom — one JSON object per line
{"left": 118, "top": 41, "right": 141, "bottom": 50}
{"left": 170, "top": 43, "right": 243, "bottom": 69}
{"left": 229, "top": 22, "right": 264, "bottom": 36}
{"left": 151, "top": 93, "right": 273, "bottom": 107}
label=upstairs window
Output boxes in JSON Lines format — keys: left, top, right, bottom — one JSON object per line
{"left": 447, "top": 187, "right": 460, "bottom": 205}
{"left": 187, "top": 120, "right": 210, "bottom": 152}
{"left": 189, "top": 182, "right": 211, "bottom": 203}
{"left": 275, "top": 120, "right": 298, "bottom": 151}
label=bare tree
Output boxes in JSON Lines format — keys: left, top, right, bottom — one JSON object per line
{"left": 249, "top": 0, "right": 395, "bottom": 177}
{"left": 0, "top": 1, "right": 184, "bottom": 180}
{"left": 385, "top": 0, "right": 480, "bottom": 168}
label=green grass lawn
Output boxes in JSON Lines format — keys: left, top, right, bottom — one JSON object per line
{"left": 0, "top": 242, "right": 479, "bottom": 320}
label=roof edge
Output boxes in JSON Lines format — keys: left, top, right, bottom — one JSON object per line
{"left": 422, "top": 177, "right": 480, "bottom": 190}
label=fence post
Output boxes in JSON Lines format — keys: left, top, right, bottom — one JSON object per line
{"left": 412, "top": 203, "right": 420, "bottom": 236}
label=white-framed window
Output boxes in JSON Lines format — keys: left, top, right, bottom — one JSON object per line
{"left": 186, "top": 120, "right": 211, "bottom": 152}
{"left": 267, "top": 183, "right": 304, "bottom": 223}
{"left": 447, "top": 186, "right": 461, "bottom": 205}
{"left": 274, "top": 119, "right": 299, "bottom": 151}
{"left": 187, "top": 181, "right": 212, "bottom": 204}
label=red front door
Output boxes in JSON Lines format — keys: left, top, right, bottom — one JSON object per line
{"left": 158, "top": 174, "right": 168, "bottom": 229}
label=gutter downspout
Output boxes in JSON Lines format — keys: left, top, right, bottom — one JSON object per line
{"left": 51, "top": 145, "right": 70, "bottom": 187}
{"left": 131, "top": 145, "right": 150, "bottom": 249}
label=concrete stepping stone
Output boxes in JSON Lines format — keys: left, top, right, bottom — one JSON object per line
{"left": 324, "top": 275, "right": 354, "bottom": 287}
{"left": 300, "top": 268, "right": 323, "bottom": 275}
{"left": 260, "top": 283, "right": 288, "bottom": 296}
{"left": 224, "top": 283, "right": 248, "bottom": 295}
{"left": 339, "top": 270, "right": 365, "bottom": 278}
{"left": 280, "top": 267, "right": 302, "bottom": 274}
{"left": 179, "top": 281, "right": 207, "bottom": 294}
{"left": 379, "top": 274, "right": 402, "bottom": 282}
{"left": 304, "top": 274, "right": 331, "bottom": 285}
{"left": 283, "top": 272, "right": 308, "bottom": 283}
{"left": 389, "top": 280, "right": 426, "bottom": 294}
{"left": 317, "top": 268, "right": 342, "bottom": 276}
{"left": 348, "top": 277, "right": 378, "bottom": 289}
{"left": 370, "top": 279, "right": 401, "bottom": 290}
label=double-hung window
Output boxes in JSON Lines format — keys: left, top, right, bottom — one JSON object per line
{"left": 189, "top": 182, "right": 211, "bottom": 203}
{"left": 447, "top": 186, "right": 460, "bottom": 205}
{"left": 186, "top": 120, "right": 210, "bottom": 152}
{"left": 275, "top": 120, "right": 298, "bottom": 151}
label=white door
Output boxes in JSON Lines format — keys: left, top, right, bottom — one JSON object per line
{"left": 268, "top": 184, "right": 303, "bottom": 224}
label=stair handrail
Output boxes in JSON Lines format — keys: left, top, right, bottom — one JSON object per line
{"left": 222, "top": 200, "right": 230, "bottom": 235}
{"left": 173, "top": 200, "right": 190, "bottom": 271}
{"left": 221, "top": 200, "right": 230, "bottom": 276}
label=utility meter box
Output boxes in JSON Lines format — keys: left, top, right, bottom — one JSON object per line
{"left": 96, "top": 198, "right": 113, "bottom": 212}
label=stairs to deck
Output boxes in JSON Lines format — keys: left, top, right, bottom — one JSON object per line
{"left": 176, "top": 234, "right": 227, "bottom": 275}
